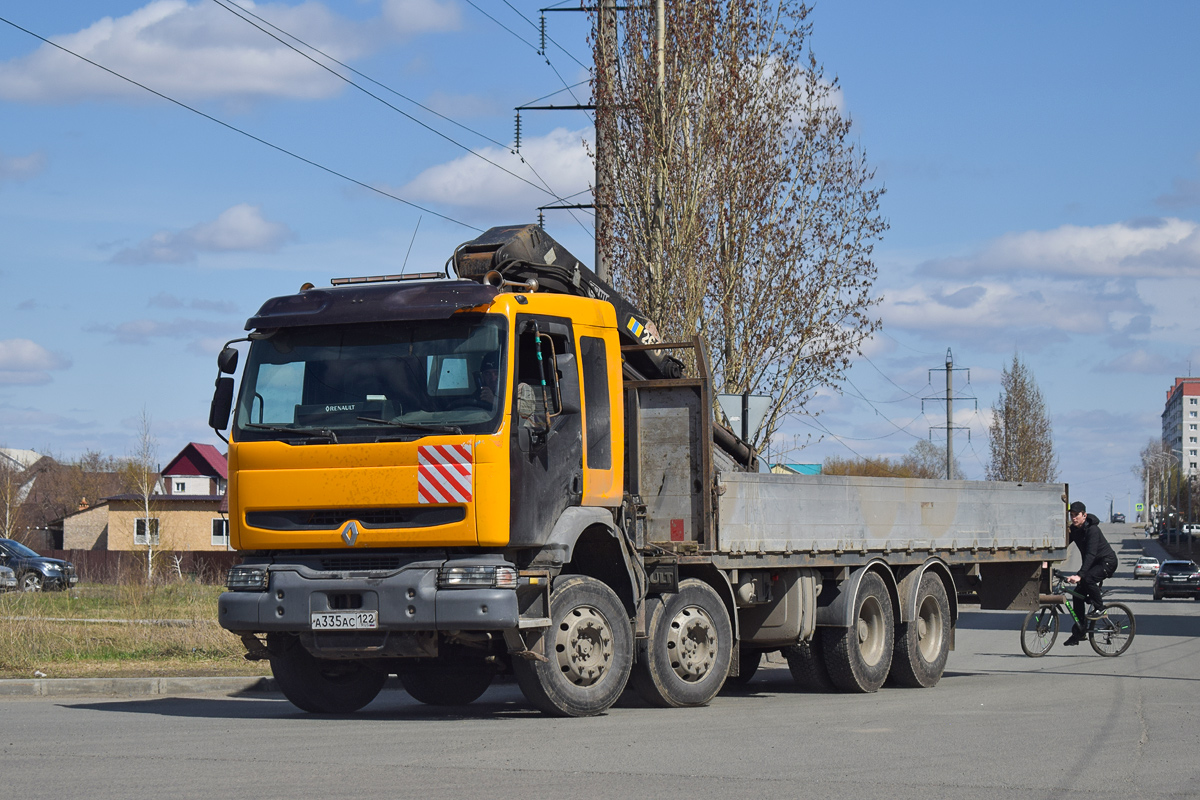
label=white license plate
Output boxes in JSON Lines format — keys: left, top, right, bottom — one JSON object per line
{"left": 311, "top": 611, "right": 378, "bottom": 630}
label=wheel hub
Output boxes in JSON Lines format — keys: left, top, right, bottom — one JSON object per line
{"left": 554, "top": 606, "right": 613, "bottom": 687}
{"left": 666, "top": 605, "right": 717, "bottom": 682}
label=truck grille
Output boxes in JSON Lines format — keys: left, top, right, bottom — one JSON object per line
{"left": 246, "top": 506, "right": 465, "bottom": 531}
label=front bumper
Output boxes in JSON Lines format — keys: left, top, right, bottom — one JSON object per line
{"left": 218, "top": 557, "right": 520, "bottom": 635}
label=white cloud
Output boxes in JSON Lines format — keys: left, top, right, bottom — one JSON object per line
{"left": 0, "top": 339, "right": 72, "bottom": 385}
{"left": 400, "top": 127, "right": 594, "bottom": 214}
{"left": 381, "top": 0, "right": 462, "bottom": 35}
{"left": 84, "top": 317, "right": 235, "bottom": 345}
{"left": 112, "top": 203, "right": 293, "bottom": 264}
{"left": 0, "top": 150, "right": 46, "bottom": 183}
{"left": 920, "top": 218, "right": 1200, "bottom": 280}
{"left": 0, "top": 0, "right": 455, "bottom": 103}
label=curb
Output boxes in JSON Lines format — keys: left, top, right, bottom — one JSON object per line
{"left": 0, "top": 676, "right": 277, "bottom": 698}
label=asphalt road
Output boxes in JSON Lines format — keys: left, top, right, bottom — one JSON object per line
{"left": 3, "top": 527, "right": 1197, "bottom": 800}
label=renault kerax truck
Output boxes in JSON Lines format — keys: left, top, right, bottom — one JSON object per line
{"left": 211, "top": 224, "right": 1068, "bottom": 716}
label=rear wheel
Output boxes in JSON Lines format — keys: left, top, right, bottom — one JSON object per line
{"left": 888, "top": 573, "right": 951, "bottom": 687}
{"left": 822, "top": 572, "right": 894, "bottom": 693}
{"left": 1020, "top": 606, "right": 1059, "bottom": 657}
{"left": 398, "top": 657, "right": 495, "bottom": 706}
{"left": 267, "top": 633, "right": 387, "bottom": 714}
{"left": 512, "top": 575, "right": 633, "bottom": 717}
{"left": 782, "top": 636, "right": 835, "bottom": 692}
{"left": 630, "top": 579, "right": 733, "bottom": 707}
{"left": 1089, "top": 603, "right": 1135, "bottom": 657}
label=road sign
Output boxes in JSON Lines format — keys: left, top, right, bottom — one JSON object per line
{"left": 717, "top": 393, "right": 772, "bottom": 441}
{"left": 1136, "top": 503, "right": 1144, "bottom": 512}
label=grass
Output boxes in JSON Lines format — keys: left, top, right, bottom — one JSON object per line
{"left": 0, "top": 582, "right": 272, "bottom": 680}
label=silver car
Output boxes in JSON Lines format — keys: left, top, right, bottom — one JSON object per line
{"left": 1133, "top": 556, "right": 1160, "bottom": 579}
{"left": 0, "top": 564, "right": 16, "bottom": 592}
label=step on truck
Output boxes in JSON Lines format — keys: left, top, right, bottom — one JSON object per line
{"left": 210, "top": 224, "right": 1069, "bottom": 716}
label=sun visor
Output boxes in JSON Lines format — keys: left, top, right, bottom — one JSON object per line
{"left": 245, "top": 281, "right": 499, "bottom": 330}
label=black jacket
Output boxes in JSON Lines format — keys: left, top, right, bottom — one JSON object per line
{"left": 1069, "top": 513, "right": 1116, "bottom": 575}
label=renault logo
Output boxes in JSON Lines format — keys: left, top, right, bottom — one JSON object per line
{"left": 341, "top": 521, "right": 360, "bottom": 547}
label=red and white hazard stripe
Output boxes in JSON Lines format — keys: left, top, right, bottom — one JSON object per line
{"left": 417, "top": 443, "right": 473, "bottom": 504}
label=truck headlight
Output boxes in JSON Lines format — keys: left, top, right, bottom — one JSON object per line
{"left": 438, "top": 565, "right": 518, "bottom": 589}
{"left": 227, "top": 565, "right": 270, "bottom": 591}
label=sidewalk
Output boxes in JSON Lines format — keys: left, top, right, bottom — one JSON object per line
{"left": 0, "top": 675, "right": 277, "bottom": 698}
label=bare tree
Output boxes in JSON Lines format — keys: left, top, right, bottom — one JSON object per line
{"left": 823, "top": 439, "right": 963, "bottom": 479}
{"left": 986, "top": 354, "right": 1057, "bottom": 482}
{"left": 123, "top": 409, "right": 162, "bottom": 581}
{"left": 0, "top": 448, "right": 28, "bottom": 540}
{"left": 591, "top": 0, "right": 886, "bottom": 448}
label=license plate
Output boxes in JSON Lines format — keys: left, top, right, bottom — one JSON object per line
{"left": 311, "top": 611, "right": 377, "bottom": 630}
{"left": 69, "top": 576, "right": 78, "bottom": 584}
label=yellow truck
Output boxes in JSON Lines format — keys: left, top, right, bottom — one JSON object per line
{"left": 211, "top": 224, "right": 1068, "bottom": 716}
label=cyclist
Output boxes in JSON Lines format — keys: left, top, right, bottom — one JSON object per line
{"left": 1063, "top": 501, "right": 1118, "bottom": 646}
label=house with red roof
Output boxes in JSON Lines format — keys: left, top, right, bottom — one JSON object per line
{"left": 62, "top": 443, "right": 231, "bottom": 552}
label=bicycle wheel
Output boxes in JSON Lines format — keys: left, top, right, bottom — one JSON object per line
{"left": 1020, "top": 605, "right": 1059, "bottom": 657}
{"left": 1089, "top": 603, "right": 1135, "bottom": 657}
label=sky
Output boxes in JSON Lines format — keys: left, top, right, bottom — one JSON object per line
{"left": 1, "top": 1, "right": 1198, "bottom": 519}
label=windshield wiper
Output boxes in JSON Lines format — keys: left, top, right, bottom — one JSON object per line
{"left": 245, "top": 423, "right": 338, "bottom": 443}
{"left": 357, "top": 417, "right": 463, "bottom": 435}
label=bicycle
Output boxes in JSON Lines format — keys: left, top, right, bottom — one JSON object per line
{"left": 1020, "top": 569, "right": 1136, "bottom": 657}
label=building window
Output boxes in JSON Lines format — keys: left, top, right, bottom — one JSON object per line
{"left": 212, "top": 518, "right": 229, "bottom": 547}
{"left": 1192, "top": 462, "right": 1197, "bottom": 470}
{"left": 1191, "top": 450, "right": 1197, "bottom": 457}
{"left": 1191, "top": 424, "right": 1197, "bottom": 431}
{"left": 1190, "top": 437, "right": 1196, "bottom": 444}
{"left": 175, "top": 481, "right": 186, "bottom": 492}
{"left": 134, "top": 517, "right": 160, "bottom": 545}
{"left": 1191, "top": 398, "right": 1197, "bottom": 405}
{"left": 1191, "top": 411, "right": 1197, "bottom": 418}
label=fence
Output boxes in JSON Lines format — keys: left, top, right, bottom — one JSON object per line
{"left": 43, "top": 549, "right": 242, "bottom": 585}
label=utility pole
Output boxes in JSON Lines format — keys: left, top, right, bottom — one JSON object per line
{"left": 594, "top": 0, "right": 618, "bottom": 281}
{"left": 649, "top": 0, "right": 665, "bottom": 291}
{"left": 923, "top": 348, "right": 974, "bottom": 480}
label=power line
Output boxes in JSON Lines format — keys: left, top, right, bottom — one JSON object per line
{"left": 0, "top": 14, "right": 481, "bottom": 232}
{"left": 210, "top": 0, "right": 571, "bottom": 204}
{"left": 843, "top": 377, "right": 924, "bottom": 440}
{"left": 501, "top": 0, "right": 591, "bottom": 71}
{"left": 792, "top": 415, "right": 916, "bottom": 479}
{"left": 861, "top": 354, "right": 931, "bottom": 402}
{"left": 212, "top": 0, "right": 509, "bottom": 150}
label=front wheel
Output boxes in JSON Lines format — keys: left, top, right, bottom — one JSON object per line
{"left": 630, "top": 579, "right": 733, "bottom": 707}
{"left": 266, "top": 634, "right": 387, "bottom": 714}
{"left": 20, "top": 572, "right": 43, "bottom": 592}
{"left": 1089, "top": 603, "right": 1135, "bottom": 657}
{"left": 512, "top": 575, "right": 633, "bottom": 717}
{"left": 398, "top": 657, "right": 495, "bottom": 706}
{"left": 1020, "top": 606, "right": 1059, "bottom": 657}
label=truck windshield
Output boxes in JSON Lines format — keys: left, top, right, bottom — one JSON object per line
{"left": 233, "top": 316, "right": 507, "bottom": 443}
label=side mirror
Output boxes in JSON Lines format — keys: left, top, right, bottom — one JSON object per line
{"left": 209, "top": 377, "right": 235, "bottom": 431}
{"left": 217, "top": 346, "right": 239, "bottom": 375}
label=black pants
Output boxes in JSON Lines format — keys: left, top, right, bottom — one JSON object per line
{"left": 1071, "top": 556, "right": 1118, "bottom": 631}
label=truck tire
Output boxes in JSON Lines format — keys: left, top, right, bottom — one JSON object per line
{"left": 726, "top": 647, "right": 762, "bottom": 686}
{"left": 398, "top": 658, "right": 495, "bottom": 706}
{"left": 887, "top": 573, "right": 950, "bottom": 688}
{"left": 630, "top": 579, "right": 733, "bottom": 707}
{"left": 513, "top": 575, "right": 633, "bottom": 717}
{"left": 782, "top": 636, "right": 836, "bottom": 692}
{"left": 822, "top": 571, "right": 894, "bottom": 693}
{"left": 266, "top": 633, "right": 387, "bottom": 714}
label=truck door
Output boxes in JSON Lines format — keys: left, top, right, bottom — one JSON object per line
{"left": 508, "top": 315, "right": 583, "bottom": 546}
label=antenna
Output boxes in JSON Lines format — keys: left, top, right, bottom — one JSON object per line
{"left": 400, "top": 216, "right": 422, "bottom": 276}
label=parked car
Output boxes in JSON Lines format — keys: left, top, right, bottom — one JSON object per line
{"left": 0, "top": 564, "right": 16, "bottom": 592}
{"left": 1153, "top": 560, "right": 1200, "bottom": 601}
{"left": 1111, "top": 512, "right": 1126, "bottom": 524}
{"left": 1133, "top": 556, "right": 1160, "bottom": 579}
{"left": 0, "top": 539, "right": 78, "bottom": 592}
